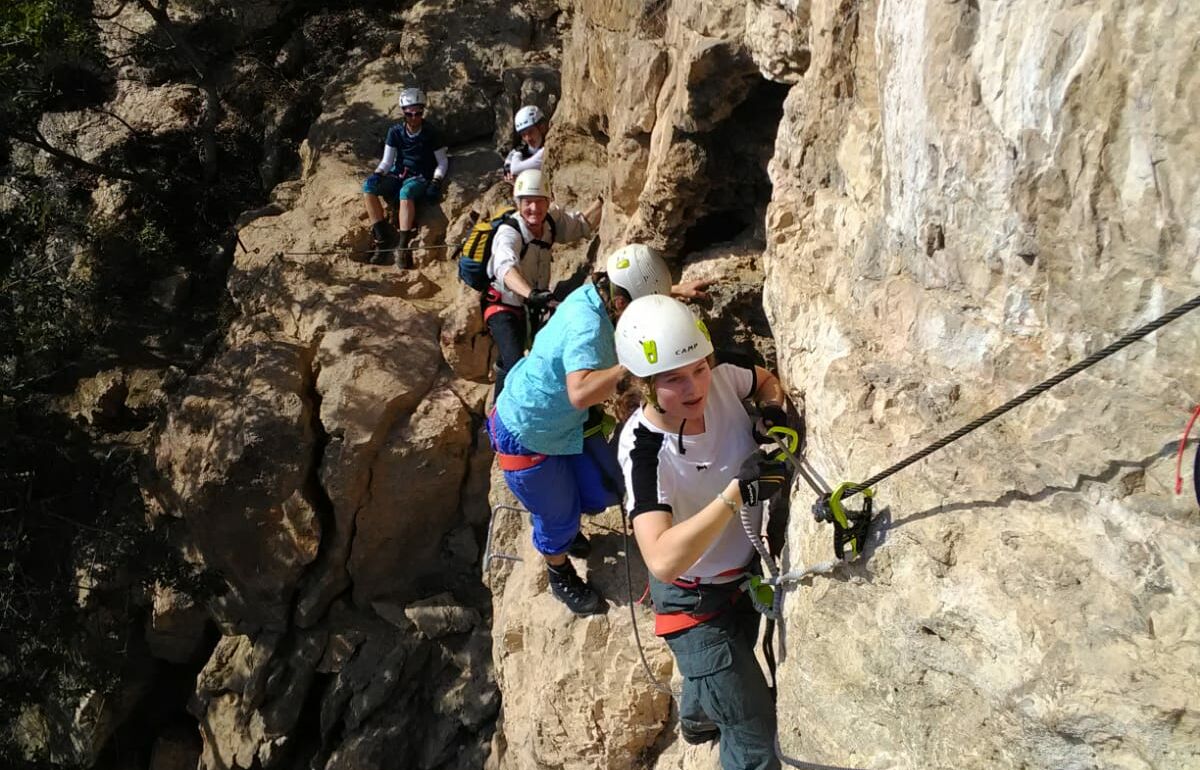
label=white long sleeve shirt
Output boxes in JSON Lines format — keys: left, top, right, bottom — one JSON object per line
{"left": 373, "top": 125, "right": 449, "bottom": 179}
{"left": 504, "top": 146, "right": 544, "bottom": 176}
{"left": 489, "top": 204, "right": 592, "bottom": 307}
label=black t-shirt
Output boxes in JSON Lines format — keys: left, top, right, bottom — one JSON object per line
{"left": 384, "top": 123, "right": 442, "bottom": 179}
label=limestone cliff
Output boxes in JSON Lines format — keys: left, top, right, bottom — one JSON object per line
{"left": 765, "top": 2, "right": 1200, "bottom": 768}
{"left": 57, "top": 0, "right": 1198, "bottom": 768}
{"left": 491, "top": 1, "right": 1200, "bottom": 769}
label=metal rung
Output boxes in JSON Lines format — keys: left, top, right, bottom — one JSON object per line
{"left": 483, "top": 504, "right": 525, "bottom": 574}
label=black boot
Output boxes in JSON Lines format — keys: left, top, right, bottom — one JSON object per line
{"left": 370, "top": 221, "right": 396, "bottom": 264}
{"left": 394, "top": 229, "right": 415, "bottom": 269}
{"left": 546, "top": 561, "right": 602, "bottom": 616}
{"left": 567, "top": 531, "right": 591, "bottom": 559}
{"left": 680, "top": 720, "right": 720, "bottom": 745}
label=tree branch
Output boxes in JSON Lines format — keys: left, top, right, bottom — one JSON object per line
{"left": 8, "top": 128, "right": 148, "bottom": 186}
{"left": 91, "top": 0, "right": 132, "bottom": 21}
{"left": 134, "top": 0, "right": 223, "bottom": 183}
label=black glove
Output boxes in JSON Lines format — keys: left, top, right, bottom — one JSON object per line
{"left": 525, "top": 289, "right": 554, "bottom": 312}
{"left": 752, "top": 403, "right": 788, "bottom": 441}
{"left": 424, "top": 179, "right": 441, "bottom": 202}
{"left": 736, "top": 450, "right": 789, "bottom": 506}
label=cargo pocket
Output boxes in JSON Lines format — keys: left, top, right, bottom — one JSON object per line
{"left": 670, "top": 634, "right": 734, "bottom": 679}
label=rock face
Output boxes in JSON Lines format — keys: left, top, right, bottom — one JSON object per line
{"left": 761, "top": 1, "right": 1200, "bottom": 769}
{"left": 134, "top": 0, "right": 1198, "bottom": 769}
{"left": 484, "top": 466, "right": 676, "bottom": 770}
{"left": 145, "top": 1, "right": 564, "bottom": 767}
{"left": 490, "top": 1, "right": 1200, "bottom": 770}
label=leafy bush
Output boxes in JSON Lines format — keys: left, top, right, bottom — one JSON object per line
{"left": 0, "top": 183, "right": 100, "bottom": 390}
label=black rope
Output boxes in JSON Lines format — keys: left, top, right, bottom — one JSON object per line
{"left": 845, "top": 292, "right": 1200, "bottom": 498}
{"left": 622, "top": 512, "right": 679, "bottom": 698}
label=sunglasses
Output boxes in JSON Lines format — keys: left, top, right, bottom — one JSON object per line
{"left": 403, "top": 108, "right": 424, "bottom": 117}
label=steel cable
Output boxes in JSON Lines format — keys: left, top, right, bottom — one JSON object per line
{"left": 844, "top": 292, "right": 1200, "bottom": 498}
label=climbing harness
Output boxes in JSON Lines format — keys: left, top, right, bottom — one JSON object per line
{"left": 485, "top": 410, "right": 548, "bottom": 472}
{"left": 1175, "top": 405, "right": 1200, "bottom": 505}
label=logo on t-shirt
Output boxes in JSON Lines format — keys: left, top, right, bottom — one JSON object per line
{"left": 694, "top": 463, "right": 709, "bottom": 472}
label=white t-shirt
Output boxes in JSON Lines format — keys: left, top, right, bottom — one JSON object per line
{"left": 618, "top": 361, "right": 761, "bottom": 580}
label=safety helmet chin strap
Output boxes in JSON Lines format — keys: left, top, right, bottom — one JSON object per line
{"left": 594, "top": 272, "right": 619, "bottom": 322}
{"left": 643, "top": 380, "right": 665, "bottom": 414}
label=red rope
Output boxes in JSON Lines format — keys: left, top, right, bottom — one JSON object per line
{"left": 1175, "top": 405, "right": 1200, "bottom": 495}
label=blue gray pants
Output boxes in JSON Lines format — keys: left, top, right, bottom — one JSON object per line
{"left": 654, "top": 577, "right": 780, "bottom": 769}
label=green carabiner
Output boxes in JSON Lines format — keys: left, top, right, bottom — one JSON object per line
{"left": 767, "top": 425, "right": 800, "bottom": 460}
{"left": 742, "top": 574, "right": 777, "bottom": 618}
{"left": 826, "top": 482, "right": 874, "bottom": 559}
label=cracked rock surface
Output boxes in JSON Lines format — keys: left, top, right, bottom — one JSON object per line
{"left": 146, "top": 0, "right": 1199, "bottom": 769}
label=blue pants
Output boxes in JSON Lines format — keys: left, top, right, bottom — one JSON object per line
{"left": 488, "top": 410, "right": 623, "bottom": 555}
{"left": 362, "top": 172, "right": 427, "bottom": 202}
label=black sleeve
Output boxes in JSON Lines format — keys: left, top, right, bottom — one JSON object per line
{"left": 627, "top": 425, "right": 673, "bottom": 519}
{"left": 713, "top": 348, "right": 758, "bottom": 400}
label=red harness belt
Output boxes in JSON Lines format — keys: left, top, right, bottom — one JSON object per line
{"left": 487, "top": 409, "right": 547, "bottom": 472}
{"left": 653, "top": 567, "right": 747, "bottom": 636}
{"left": 482, "top": 287, "right": 524, "bottom": 322}
{"left": 654, "top": 607, "right": 729, "bottom": 636}
{"left": 496, "top": 451, "right": 547, "bottom": 472}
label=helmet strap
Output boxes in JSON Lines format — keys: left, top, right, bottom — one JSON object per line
{"left": 645, "top": 381, "right": 665, "bottom": 414}
{"left": 594, "top": 273, "right": 618, "bottom": 321}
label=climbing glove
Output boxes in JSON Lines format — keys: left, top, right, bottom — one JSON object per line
{"left": 736, "top": 449, "right": 789, "bottom": 506}
{"left": 525, "top": 289, "right": 555, "bottom": 312}
{"left": 424, "top": 179, "right": 441, "bottom": 202}
{"left": 752, "top": 403, "right": 789, "bottom": 443}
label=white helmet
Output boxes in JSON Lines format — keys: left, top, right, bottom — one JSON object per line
{"left": 616, "top": 295, "right": 714, "bottom": 378}
{"left": 513, "top": 169, "right": 549, "bottom": 200}
{"left": 514, "top": 105, "right": 545, "bottom": 133}
{"left": 399, "top": 87, "right": 425, "bottom": 109}
{"left": 606, "top": 244, "right": 672, "bottom": 300}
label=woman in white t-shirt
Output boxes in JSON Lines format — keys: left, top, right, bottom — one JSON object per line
{"left": 615, "top": 295, "right": 791, "bottom": 770}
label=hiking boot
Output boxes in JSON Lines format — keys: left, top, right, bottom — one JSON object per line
{"left": 394, "top": 229, "right": 415, "bottom": 269}
{"left": 370, "top": 221, "right": 396, "bottom": 264}
{"left": 546, "top": 561, "right": 603, "bottom": 616}
{"left": 567, "top": 531, "right": 591, "bottom": 559}
{"left": 680, "top": 720, "right": 720, "bottom": 745}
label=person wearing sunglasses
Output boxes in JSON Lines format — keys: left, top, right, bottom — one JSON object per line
{"left": 361, "top": 87, "right": 449, "bottom": 268}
